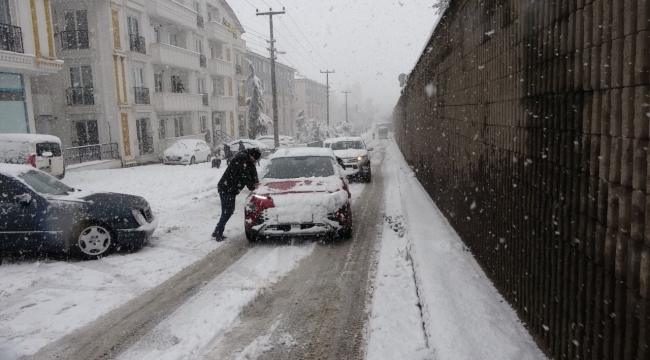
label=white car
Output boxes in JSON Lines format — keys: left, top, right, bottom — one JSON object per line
{"left": 227, "top": 139, "right": 272, "bottom": 158}
{"left": 256, "top": 135, "right": 294, "bottom": 150}
{"left": 330, "top": 137, "right": 373, "bottom": 182}
{"left": 0, "top": 133, "right": 65, "bottom": 179}
{"left": 163, "top": 139, "right": 212, "bottom": 165}
{"left": 323, "top": 138, "right": 336, "bottom": 148}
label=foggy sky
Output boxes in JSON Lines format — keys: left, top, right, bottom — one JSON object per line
{"left": 229, "top": 0, "right": 440, "bottom": 118}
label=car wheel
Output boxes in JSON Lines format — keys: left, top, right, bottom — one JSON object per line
{"left": 190, "top": 156, "right": 196, "bottom": 165}
{"left": 245, "top": 229, "right": 259, "bottom": 242}
{"left": 72, "top": 223, "right": 114, "bottom": 259}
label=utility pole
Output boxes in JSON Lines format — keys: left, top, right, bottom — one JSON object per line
{"left": 257, "top": 7, "right": 285, "bottom": 149}
{"left": 320, "top": 70, "right": 334, "bottom": 126}
{"left": 342, "top": 90, "right": 351, "bottom": 123}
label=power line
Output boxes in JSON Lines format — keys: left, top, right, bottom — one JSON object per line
{"left": 276, "top": 17, "right": 329, "bottom": 70}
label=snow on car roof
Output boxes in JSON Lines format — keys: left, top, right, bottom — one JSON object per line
{"left": 330, "top": 136, "right": 363, "bottom": 142}
{"left": 270, "top": 147, "right": 336, "bottom": 159}
{"left": 0, "top": 163, "right": 39, "bottom": 177}
{"left": 0, "top": 133, "right": 61, "bottom": 144}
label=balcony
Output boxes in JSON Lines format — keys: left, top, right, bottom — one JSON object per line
{"left": 200, "top": 54, "right": 206, "bottom": 68}
{"left": 211, "top": 95, "right": 234, "bottom": 110}
{"left": 152, "top": 92, "right": 203, "bottom": 112}
{"left": 235, "top": 64, "right": 245, "bottom": 77}
{"left": 150, "top": 43, "right": 200, "bottom": 71}
{"left": 208, "top": 21, "right": 236, "bottom": 43}
{"left": 60, "top": 30, "right": 89, "bottom": 50}
{"left": 147, "top": 0, "right": 198, "bottom": 31}
{"left": 202, "top": 93, "right": 209, "bottom": 106}
{"left": 129, "top": 34, "right": 146, "bottom": 54}
{"left": 208, "top": 58, "right": 231, "bottom": 77}
{"left": 66, "top": 87, "right": 94, "bottom": 106}
{"left": 0, "top": 23, "right": 23, "bottom": 53}
{"left": 134, "top": 87, "right": 150, "bottom": 104}
{"left": 197, "top": 15, "right": 204, "bottom": 29}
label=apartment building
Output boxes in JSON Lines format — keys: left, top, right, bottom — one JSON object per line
{"left": 245, "top": 50, "right": 295, "bottom": 136}
{"left": 0, "top": 0, "right": 63, "bottom": 134}
{"left": 43, "top": 0, "right": 247, "bottom": 166}
{"left": 294, "top": 77, "right": 326, "bottom": 123}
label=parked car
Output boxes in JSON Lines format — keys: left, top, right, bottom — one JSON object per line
{"left": 226, "top": 139, "right": 272, "bottom": 158}
{"left": 0, "top": 133, "right": 65, "bottom": 179}
{"left": 163, "top": 139, "right": 212, "bottom": 165}
{"left": 256, "top": 135, "right": 294, "bottom": 150}
{"left": 244, "top": 148, "right": 353, "bottom": 242}
{"left": 0, "top": 164, "right": 157, "bottom": 259}
{"left": 330, "top": 137, "right": 373, "bottom": 182}
{"left": 323, "top": 138, "right": 336, "bottom": 148}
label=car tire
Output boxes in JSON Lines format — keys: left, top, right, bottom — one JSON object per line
{"left": 190, "top": 156, "right": 196, "bottom": 165}
{"left": 245, "top": 229, "right": 259, "bottom": 242}
{"left": 70, "top": 222, "right": 114, "bottom": 260}
{"left": 338, "top": 207, "right": 353, "bottom": 239}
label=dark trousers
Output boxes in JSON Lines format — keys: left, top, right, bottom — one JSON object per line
{"left": 214, "top": 191, "right": 237, "bottom": 237}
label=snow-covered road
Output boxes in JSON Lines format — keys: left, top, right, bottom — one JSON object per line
{"left": 0, "top": 161, "right": 366, "bottom": 359}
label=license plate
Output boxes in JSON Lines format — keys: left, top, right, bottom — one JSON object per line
{"left": 291, "top": 224, "right": 300, "bottom": 230}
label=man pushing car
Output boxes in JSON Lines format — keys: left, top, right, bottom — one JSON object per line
{"left": 212, "top": 147, "right": 262, "bottom": 241}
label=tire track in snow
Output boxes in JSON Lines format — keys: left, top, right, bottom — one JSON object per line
{"left": 21, "top": 237, "right": 254, "bottom": 360}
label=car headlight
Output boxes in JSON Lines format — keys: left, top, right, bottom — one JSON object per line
{"left": 357, "top": 155, "right": 368, "bottom": 162}
{"left": 132, "top": 209, "right": 148, "bottom": 226}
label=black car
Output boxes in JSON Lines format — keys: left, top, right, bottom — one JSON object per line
{"left": 0, "top": 164, "right": 157, "bottom": 259}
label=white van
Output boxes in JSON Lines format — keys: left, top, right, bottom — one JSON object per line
{"left": 0, "top": 134, "right": 65, "bottom": 178}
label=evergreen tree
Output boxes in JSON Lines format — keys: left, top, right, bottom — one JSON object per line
{"left": 246, "top": 60, "right": 271, "bottom": 139}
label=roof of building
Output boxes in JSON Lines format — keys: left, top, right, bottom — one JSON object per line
{"left": 245, "top": 49, "right": 296, "bottom": 72}
{"left": 219, "top": 0, "right": 245, "bottom": 34}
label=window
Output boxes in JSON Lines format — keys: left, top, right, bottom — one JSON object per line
{"left": 0, "top": 0, "right": 11, "bottom": 25}
{"left": 159, "top": 118, "right": 166, "bottom": 139}
{"left": 195, "top": 39, "right": 203, "bottom": 54}
{"left": 70, "top": 66, "right": 93, "bottom": 88}
{"left": 153, "top": 27, "right": 160, "bottom": 43}
{"left": 169, "top": 33, "right": 178, "bottom": 47}
{"left": 62, "top": 10, "right": 89, "bottom": 50}
{"left": 132, "top": 68, "right": 144, "bottom": 88}
{"left": 174, "top": 117, "right": 184, "bottom": 137}
{"left": 72, "top": 120, "right": 99, "bottom": 147}
{"left": 154, "top": 71, "right": 163, "bottom": 92}
{"left": 213, "top": 77, "right": 225, "bottom": 96}
{"left": 200, "top": 115, "right": 207, "bottom": 133}
{"left": 197, "top": 78, "right": 205, "bottom": 94}
{"left": 238, "top": 114, "right": 245, "bottom": 137}
{"left": 136, "top": 118, "right": 153, "bottom": 155}
{"left": 171, "top": 75, "right": 185, "bottom": 93}
{"left": 127, "top": 16, "right": 140, "bottom": 36}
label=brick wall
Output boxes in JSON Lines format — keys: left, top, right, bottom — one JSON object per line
{"left": 394, "top": 0, "right": 650, "bottom": 358}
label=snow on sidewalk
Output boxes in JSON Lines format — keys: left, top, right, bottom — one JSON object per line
{"left": 366, "top": 139, "right": 547, "bottom": 360}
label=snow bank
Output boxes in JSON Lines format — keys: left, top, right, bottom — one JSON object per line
{"left": 385, "top": 139, "right": 547, "bottom": 360}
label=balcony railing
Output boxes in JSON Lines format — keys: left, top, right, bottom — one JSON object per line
{"left": 129, "top": 34, "right": 146, "bottom": 54}
{"left": 238, "top": 95, "right": 246, "bottom": 106}
{"left": 0, "top": 23, "right": 23, "bottom": 53}
{"left": 202, "top": 93, "right": 209, "bottom": 106}
{"left": 200, "top": 54, "right": 206, "bottom": 68}
{"left": 60, "top": 30, "right": 89, "bottom": 50}
{"left": 66, "top": 87, "right": 94, "bottom": 106}
{"left": 64, "top": 143, "right": 120, "bottom": 166}
{"left": 134, "top": 87, "right": 150, "bottom": 104}
{"left": 236, "top": 64, "right": 243, "bottom": 75}
{"left": 197, "top": 15, "right": 204, "bottom": 29}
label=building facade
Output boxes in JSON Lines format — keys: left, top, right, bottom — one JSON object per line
{"left": 245, "top": 50, "right": 295, "bottom": 136}
{"left": 0, "top": 0, "right": 63, "bottom": 134}
{"left": 43, "top": 0, "right": 247, "bottom": 165}
{"left": 294, "top": 77, "right": 326, "bottom": 123}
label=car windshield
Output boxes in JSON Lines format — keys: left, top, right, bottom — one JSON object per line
{"left": 18, "top": 170, "right": 72, "bottom": 196}
{"left": 264, "top": 156, "right": 335, "bottom": 179}
{"left": 331, "top": 141, "right": 363, "bottom": 150}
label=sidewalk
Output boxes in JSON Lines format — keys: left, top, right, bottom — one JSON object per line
{"left": 366, "top": 138, "right": 547, "bottom": 360}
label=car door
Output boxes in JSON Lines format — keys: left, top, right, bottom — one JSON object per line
{"left": 0, "top": 175, "right": 41, "bottom": 252}
{"left": 199, "top": 142, "right": 210, "bottom": 161}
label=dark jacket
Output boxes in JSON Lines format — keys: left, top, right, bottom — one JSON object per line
{"left": 218, "top": 149, "right": 259, "bottom": 195}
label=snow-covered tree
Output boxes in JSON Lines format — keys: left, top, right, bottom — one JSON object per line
{"left": 296, "top": 110, "right": 323, "bottom": 144}
{"left": 246, "top": 60, "right": 271, "bottom": 139}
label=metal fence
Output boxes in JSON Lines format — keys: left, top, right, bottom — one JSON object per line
{"left": 64, "top": 143, "right": 120, "bottom": 166}
{"left": 394, "top": 1, "right": 650, "bottom": 359}
{"left": 133, "top": 87, "right": 150, "bottom": 104}
{"left": 129, "top": 34, "right": 146, "bottom": 54}
{"left": 0, "top": 23, "right": 23, "bottom": 53}
{"left": 199, "top": 54, "right": 206, "bottom": 68}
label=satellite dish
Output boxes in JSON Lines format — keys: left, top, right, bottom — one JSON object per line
{"left": 398, "top": 73, "right": 406, "bottom": 82}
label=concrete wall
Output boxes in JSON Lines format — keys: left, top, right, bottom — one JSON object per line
{"left": 394, "top": 0, "right": 650, "bottom": 359}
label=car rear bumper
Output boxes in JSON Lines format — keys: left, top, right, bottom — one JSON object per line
{"left": 249, "top": 222, "right": 339, "bottom": 238}
{"left": 116, "top": 217, "right": 158, "bottom": 247}
{"left": 343, "top": 161, "right": 370, "bottom": 178}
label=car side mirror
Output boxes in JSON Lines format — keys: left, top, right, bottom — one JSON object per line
{"left": 367, "top": 147, "right": 373, "bottom": 151}
{"left": 42, "top": 151, "right": 53, "bottom": 158}
{"left": 14, "top": 193, "right": 32, "bottom": 205}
